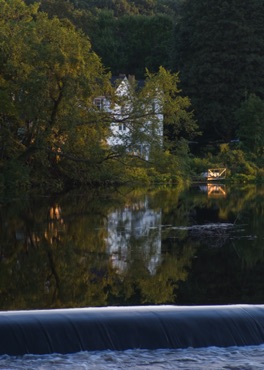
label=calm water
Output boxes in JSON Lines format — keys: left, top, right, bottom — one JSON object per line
{"left": 1, "top": 184, "right": 264, "bottom": 310}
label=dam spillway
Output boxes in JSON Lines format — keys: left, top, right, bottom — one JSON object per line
{"left": 1, "top": 305, "right": 264, "bottom": 356}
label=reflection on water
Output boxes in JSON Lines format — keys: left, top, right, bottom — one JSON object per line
{"left": 199, "top": 184, "right": 227, "bottom": 198}
{"left": 107, "top": 197, "right": 162, "bottom": 274}
{"left": 1, "top": 185, "right": 264, "bottom": 310}
{"left": 45, "top": 203, "right": 65, "bottom": 245}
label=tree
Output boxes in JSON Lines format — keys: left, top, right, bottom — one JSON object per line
{"left": 65, "top": 0, "right": 182, "bottom": 16}
{"left": 144, "top": 67, "right": 198, "bottom": 146}
{"left": 25, "top": 1, "right": 177, "bottom": 79}
{"left": 80, "top": 11, "right": 174, "bottom": 79}
{"left": 116, "top": 14, "right": 174, "bottom": 78}
{"left": 236, "top": 94, "right": 264, "bottom": 157}
{"left": 0, "top": 0, "right": 112, "bottom": 188}
{"left": 173, "top": 0, "right": 264, "bottom": 143}
{"left": 36, "top": 0, "right": 76, "bottom": 20}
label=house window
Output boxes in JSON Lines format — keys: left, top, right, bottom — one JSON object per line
{"left": 119, "top": 123, "right": 126, "bottom": 131}
{"left": 94, "top": 97, "right": 104, "bottom": 110}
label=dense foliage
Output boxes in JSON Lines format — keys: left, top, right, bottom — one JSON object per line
{"left": 0, "top": 0, "right": 111, "bottom": 190}
{"left": 30, "top": 0, "right": 179, "bottom": 78}
{"left": 173, "top": 0, "right": 264, "bottom": 144}
{"left": 0, "top": 0, "right": 197, "bottom": 192}
{"left": 1, "top": 0, "right": 264, "bottom": 192}
{"left": 33, "top": 1, "right": 264, "bottom": 160}
{"left": 236, "top": 94, "right": 264, "bottom": 158}
{"left": 29, "top": 0, "right": 264, "bottom": 148}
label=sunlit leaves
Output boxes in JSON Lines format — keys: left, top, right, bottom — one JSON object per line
{"left": 0, "top": 0, "right": 113, "bottom": 187}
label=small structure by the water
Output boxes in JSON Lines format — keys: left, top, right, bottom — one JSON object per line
{"left": 199, "top": 168, "right": 226, "bottom": 182}
{"left": 207, "top": 168, "right": 226, "bottom": 181}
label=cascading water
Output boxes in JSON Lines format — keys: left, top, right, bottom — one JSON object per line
{"left": 1, "top": 305, "right": 264, "bottom": 356}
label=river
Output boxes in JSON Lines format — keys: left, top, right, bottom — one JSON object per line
{"left": 1, "top": 183, "right": 264, "bottom": 309}
{"left": 1, "top": 184, "right": 264, "bottom": 368}
{"left": 1, "top": 345, "right": 264, "bottom": 369}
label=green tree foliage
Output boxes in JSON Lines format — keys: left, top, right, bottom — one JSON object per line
{"left": 173, "top": 0, "right": 264, "bottom": 143}
{"left": 143, "top": 67, "right": 198, "bottom": 145}
{"left": 35, "top": 0, "right": 76, "bottom": 19}
{"left": 0, "top": 0, "right": 111, "bottom": 188}
{"left": 75, "top": 11, "right": 174, "bottom": 78}
{"left": 73, "top": 0, "right": 137, "bottom": 15}
{"left": 236, "top": 94, "right": 264, "bottom": 157}
{"left": 0, "top": 0, "right": 195, "bottom": 191}
{"left": 67, "top": 0, "right": 182, "bottom": 16}
{"left": 27, "top": 0, "right": 176, "bottom": 79}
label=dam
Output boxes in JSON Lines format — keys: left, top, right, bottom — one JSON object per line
{"left": 1, "top": 305, "right": 264, "bottom": 356}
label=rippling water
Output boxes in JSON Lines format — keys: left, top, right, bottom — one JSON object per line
{"left": 1, "top": 345, "right": 264, "bottom": 370}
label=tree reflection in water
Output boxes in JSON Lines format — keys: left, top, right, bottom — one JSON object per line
{"left": 1, "top": 185, "right": 264, "bottom": 310}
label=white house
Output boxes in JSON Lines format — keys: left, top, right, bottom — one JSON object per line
{"left": 94, "top": 75, "right": 163, "bottom": 160}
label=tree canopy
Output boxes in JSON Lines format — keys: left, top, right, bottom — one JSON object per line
{"left": 0, "top": 0, "right": 197, "bottom": 191}
{"left": 31, "top": 0, "right": 176, "bottom": 79}
{"left": 3, "top": 0, "right": 264, "bottom": 190}
{"left": 85, "top": 12, "right": 174, "bottom": 78}
{"left": 173, "top": 0, "right": 264, "bottom": 144}
{"left": 236, "top": 94, "right": 264, "bottom": 157}
{"left": 0, "top": 0, "right": 112, "bottom": 187}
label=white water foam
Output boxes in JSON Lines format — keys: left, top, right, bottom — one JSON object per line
{"left": 1, "top": 345, "right": 264, "bottom": 370}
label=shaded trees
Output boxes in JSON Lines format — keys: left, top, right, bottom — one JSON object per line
{"left": 68, "top": 0, "right": 182, "bottom": 16}
{"left": 72, "top": 10, "right": 175, "bottom": 78}
{"left": 27, "top": 0, "right": 176, "bottom": 79}
{"left": 236, "top": 94, "right": 264, "bottom": 157}
{"left": 173, "top": 0, "right": 264, "bottom": 143}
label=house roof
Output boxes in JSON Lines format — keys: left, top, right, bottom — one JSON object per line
{"left": 111, "top": 75, "right": 145, "bottom": 90}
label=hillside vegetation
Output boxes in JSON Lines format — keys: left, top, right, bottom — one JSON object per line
{"left": 1, "top": 0, "right": 264, "bottom": 192}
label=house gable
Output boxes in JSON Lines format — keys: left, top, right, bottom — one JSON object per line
{"left": 95, "top": 74, "right": 163, "bottom": 160}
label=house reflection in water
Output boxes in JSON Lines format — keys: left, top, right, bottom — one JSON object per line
{"left": 15, "top": 204, "right": 65, "bottom": 249}
{"left": 106, "top": 198, "right": 162, "bottom": 275}
{"left": 199, "top": 184, "right": 227, "bottom": 198}
{"left": 45, "top": 204, "right": 65, "bottom": 245}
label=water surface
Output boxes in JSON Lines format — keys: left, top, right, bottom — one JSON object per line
{"left": 1, "top": 184, "right": 264, "bottom": 309}
{"left": 1, "top": 345, "right": 264, "bottom": 369}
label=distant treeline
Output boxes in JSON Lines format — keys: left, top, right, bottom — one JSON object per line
{"left": 25, "top": 0, "right": 264, "bottom": 146}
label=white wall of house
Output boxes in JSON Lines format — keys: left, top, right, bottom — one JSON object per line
{"left": 107, "top": 77, "right": 131, "bottom": 147}
{"left": 95, "top": 76, "right": 163, "bottom": 160}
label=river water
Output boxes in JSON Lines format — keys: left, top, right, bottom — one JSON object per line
{"left": 1, "top": 345, "right": 264, "bottom": 369}
{"left": 1, "top": 184, "right": 264, "bottom": 368}
{"left": 1, "top": 183, "right": 264, "bottom": 309}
